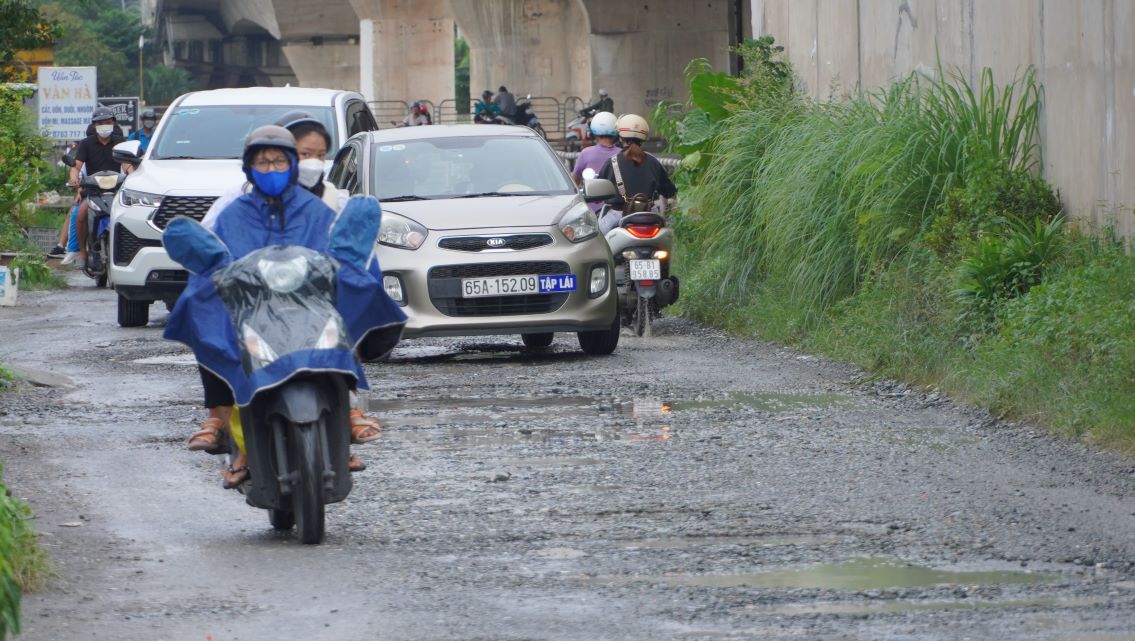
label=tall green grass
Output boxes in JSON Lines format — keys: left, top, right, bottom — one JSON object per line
{"left": 684, "top": 66, "right": 1042, "bottom": 328}
{"left": 1, "top": 467, "right": 50, "bottom": 640}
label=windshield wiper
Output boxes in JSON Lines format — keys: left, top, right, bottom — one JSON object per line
{"left": 453, "top": 191, "right": 524, "bottom": 199}
{"left": 154, "top": 155, "right": 219, "bottom": 160}
{"left": 382, "top": 195, "right": 431, "bottom": 202}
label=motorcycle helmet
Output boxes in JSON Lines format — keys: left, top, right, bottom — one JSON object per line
{"left": 91, "top": 106, "right": 115, "bottom": 123}
{"left": 598, "top": 88, "right": 608, "bottom": 97}
{"left": 241, "top": 124, "right": 298, "bottom": 185}
{"left": 589, "top": 112, "right": 617, "bottom": 137}
{"left": 616, "top": 113, "right": 649, "bottom": 142}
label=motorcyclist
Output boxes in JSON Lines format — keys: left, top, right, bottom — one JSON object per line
{"left": 493, "top": 85, "right": 517, "bottom": 120}
{"left": 68, "top": 107, "right": 125, "bottom": 270}
{"left": 474, "top": 90, "right": 501, "bottom": 123}
{"left": 128, "top": 108, "right": 157, "bottom": 153}
{"left": 571, "top": 112, "right": 620, "bottom": 212}
{"left": 396, "top": 100, "right": 431, "bottom": 127}
{"left": 174, "top": 125, "right": 406, "bottom": 487}
{"left": 596, "top": 114, "right": 677, "bottom": 234}
{"left": 582, "top": 88, "right": 614, "bottom": 117}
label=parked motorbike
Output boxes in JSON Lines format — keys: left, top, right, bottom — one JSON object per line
{"left": 162, "top": 198, "right": 403, "bottom": 544}
{"left": 79, "top": 171, "right": 126, "bottom": 288}
{"left": 514, "top": 95, "right": 546, "bottom": 138}
{"left": 581, "top": 170, "right": 679, "bottom": 337}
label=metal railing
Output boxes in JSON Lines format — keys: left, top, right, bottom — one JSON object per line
{"left": 367, "top": 100, "right": 409, "bottom": 129}
{"left": 555, "top": 150, "right": 682, "bottom": 173}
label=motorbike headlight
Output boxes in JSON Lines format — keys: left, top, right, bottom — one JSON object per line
{"left": 559, "top": 208, "right": 598, "bottom": 243}
{"left": 314, "top": 316, "right": 345, "bottom": 350}
{"left": 256, "top": 255, "right": 308, "bottom": 294}
{"left": 378, "top": 213, "right": 428, "bottom": 250}
{"left": 242, "top": 324, "right": 279, "bottom": 369}
{"left": 120, "top": 189, "right": 163, "bottom": 208}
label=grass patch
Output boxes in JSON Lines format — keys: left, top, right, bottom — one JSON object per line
{"left": 668, "top": 40, "right": 1135, "bottom": 450}
{"left": 1, "top": 466, "right": 51, "bottom": 640}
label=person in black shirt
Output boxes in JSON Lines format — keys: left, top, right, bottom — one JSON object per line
{"left": 596, "top": 113, "right": 676, "bottom": 233}
{"left": 68, "top": 107, "right": 125, "bottom": 269}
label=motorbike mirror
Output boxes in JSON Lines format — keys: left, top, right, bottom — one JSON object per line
{"left": 61, "top": 149, "right": 76, "bottom": 167}
{"left": 526, "top": 94, "right": 532, "bottom": 100}
{"left": 112, "top": 140, "right": 143, "bottom": 166}
{"left": 582, "top": 177, "right": 617, "bottom": 202}
{"left": 581, "top": 167, "right": 597, "bottom": 181}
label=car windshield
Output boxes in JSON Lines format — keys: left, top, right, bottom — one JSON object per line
{"left": 150, "top": 105, "right": 336, "bottom": 160}
{"left": 370, "top": 136, "right": 575, "bottom": 200}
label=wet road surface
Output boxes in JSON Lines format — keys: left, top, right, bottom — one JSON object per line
{"left": 2, "top": 275, "right": 1135, "bottom": 640}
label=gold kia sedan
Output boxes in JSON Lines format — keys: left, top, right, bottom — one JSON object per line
{"left": 329, "top": 125, "right": 620, "bottom": 355}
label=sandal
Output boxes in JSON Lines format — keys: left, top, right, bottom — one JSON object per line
{"left": 222, "top": 465, "right": 250, "bottom": 489}
{"left": 188, "top": 417, "right": 225, "bottom": 451}
{"left": 349, "top": 408, "right": 382, "bottom": 444}
{"left": 348, "top": 455, "right": 367, "bottom": 472}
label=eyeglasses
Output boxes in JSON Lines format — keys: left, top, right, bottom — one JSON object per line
{"left": 252, "top": 157, "right": 290, "bottom": 171}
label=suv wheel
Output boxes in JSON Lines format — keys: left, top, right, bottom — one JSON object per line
{"left": 577, "top": 314, "right": 620, "bottom": 355}
{"left": 118, "top": 294, "right": 150, "bottom": 327}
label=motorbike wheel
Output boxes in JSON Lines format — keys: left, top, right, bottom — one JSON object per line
{"left": 289, "top": 421, "right": 326, "bottom": 544}
{"left": 96, "top": 238, "right": 109, "bottom": 288}
{"left": 521, "top": 332, "right": 554, "bottom": 349}
{"left": 269, "top": 508, "right": 295, "bottom": 531}
{"left": 633, "top": 295, "right": 652, "bottom": 338}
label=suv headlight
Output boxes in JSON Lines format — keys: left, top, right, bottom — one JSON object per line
{"left": 378, "top": 213, "right": 427, "bottom": 249}
{"left": 559, "top": 207, "right": 598, "bottom": 243}
{"left": 120, "top": 189, "right": 163, "bottom": 208}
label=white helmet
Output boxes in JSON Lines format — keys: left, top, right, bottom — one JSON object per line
{"left": 616, "top": 113, "right": 649, "bottom": 142}
{"left": 598, "top": 88, "right": 608, "bottom": 97}
{"left": 589, "top": 111, "right": 617, "bottom": 137}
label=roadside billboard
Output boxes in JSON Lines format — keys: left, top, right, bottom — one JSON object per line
{"left": 36, "top": 66, "right": 97, "bottom": 142}
{"left": 100, "top": 96, "right": 140, "bottom": 134}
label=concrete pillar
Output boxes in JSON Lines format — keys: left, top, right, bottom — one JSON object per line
{"left": 580, "top": 0, "right": 734, "bottom": 114}
{"left": 273, "top": 0, "right": 361, "bottom": 91}
{"left": 449, "top": 0, "right": 591, "bottom": 103}
{"left": 349, "top": 0, "right": 455, "bottom": 107}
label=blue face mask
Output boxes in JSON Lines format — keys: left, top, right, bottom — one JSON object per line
{"left": 251, "top": 168, "right": 290, "bottom": 197}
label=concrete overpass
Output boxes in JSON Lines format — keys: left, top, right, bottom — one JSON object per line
{"left": 156, "top": 0, "right": 751, "bottom": 114}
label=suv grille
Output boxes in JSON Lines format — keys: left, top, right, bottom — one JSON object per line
{"left": 113, "top": 223, "right": 162, "bottom": 266}
{"left": 151, "top": 196, "right": 217, "bottom": 230}
{"left": 428, "top": 261, "right": 571, "bottom": 317}
{"left": 438, "top": 234, "right": 553, "bottom": 252}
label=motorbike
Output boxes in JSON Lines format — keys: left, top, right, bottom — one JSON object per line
{"left": 581, "top": 168, "right": 678, "bottom": 338}
{"left": 490, "top": 95, "right": 546, "bottom": 138}
{"left": 79, "top": 171, "right": 126, "bottom": 288}
{"left": 564, "top": 109, "right": 593, "bottom": 152}
{"left": 162, "top": 198, "right": 404, "bottom": 544}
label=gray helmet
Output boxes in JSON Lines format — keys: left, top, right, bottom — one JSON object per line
{"left": 91, "top": 107, "right": 115, "bottom": 123}
{"left": 141, "top": 108, "right": 156, "bottom": 120}
{"left": 242, "top": 125, "right": 298, "bottom": 182}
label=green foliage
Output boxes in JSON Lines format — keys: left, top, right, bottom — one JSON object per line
{"left": 1, "top": 464, "right": 50, "bottom": 639}
{"left": 1, "top": 85, "right": 53, "bottom": 250}
{"left": 144, "top": 65, "right": 193, "bottom": 106}
{"left": 6, "top": 253, "right": 64, "bottom": 289}
{"left": 454, "top": 33, "right": 470, "bottom": 115}
{"left": 0, "top": 0, "right": 62, "bottom": 82}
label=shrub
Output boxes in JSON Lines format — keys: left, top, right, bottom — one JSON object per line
{"left": 1, "top": 466, "right": 49, "bottom": 640}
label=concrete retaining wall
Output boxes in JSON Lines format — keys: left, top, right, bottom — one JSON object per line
{"left": 754, "top": 0, "right": 1135, "bottom": 237}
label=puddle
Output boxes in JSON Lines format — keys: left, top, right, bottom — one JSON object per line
{"left": 748, "top": 595, "right": 1107, "bottom": 616}
{"left": 627, "top": 557, "right": 1053, "bottom": 590}
{"left": 622, "top": 534, "right": 839, "bottom": 550}
{"left": 660, "top": 391, "right": 853, "bottom": 413}
{"left": 381, "top": 426, "right": 592, "bottom": 449}
{"left": 131, "top": 353, "right": 197, "bottom": 366}
{"left": 496, "top": 456, "right": 603, "bottom": 468}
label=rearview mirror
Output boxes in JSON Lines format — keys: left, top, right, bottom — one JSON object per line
{"left": 112, "top": 140, "right": 143, "bottom": 166}
{"left": 583, "top": 177, "right": 616, "bottom": 203}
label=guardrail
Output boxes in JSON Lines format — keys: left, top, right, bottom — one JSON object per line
{"left": 367, "top": 100, "right": 409, "bottom": 129}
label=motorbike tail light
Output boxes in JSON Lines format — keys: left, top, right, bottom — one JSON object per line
{"left": 626, "top": 225, "right": 661, "bottom": 239}
{"left": 639, "top": 280, "right": 656, "bottom": 286}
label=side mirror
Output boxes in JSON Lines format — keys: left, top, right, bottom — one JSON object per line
{"left": 60, "top": 150, "right": 76, "bottom": 167}
{"left": 112, "top": 140, "right": 143, "bottom": 166}
{"left": 583, "top": 177, "right": 616, "bottom": 203}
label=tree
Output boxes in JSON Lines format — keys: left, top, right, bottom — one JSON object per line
{"left": 0, "top": 0, "right": 62, "bottom": 82}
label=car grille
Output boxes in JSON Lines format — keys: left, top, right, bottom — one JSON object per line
{"left": 151, "top": 196, "right": 217, "bottom": 230}
{"left": 438, "top": 234, "right": 553, "bottom": 252}
{"left": 428, "top": 261, "right": 571, "bottom": 317}
{"left": 113, "top": 223, "right": 162, "bottom": 266}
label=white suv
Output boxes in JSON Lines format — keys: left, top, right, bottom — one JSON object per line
{"left": 109, "top": 87, "right": 378, "bottom": 327}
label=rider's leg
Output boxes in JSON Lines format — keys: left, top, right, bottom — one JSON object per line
{"left": 76, "top": 198, "right": 90, "bottom": 261}
{"left": 189, "top": 367, "right": 233, "bottom": 451}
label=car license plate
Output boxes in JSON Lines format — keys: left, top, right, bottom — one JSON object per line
{"left": 461, "top": 274, "right": 576, "bottom": 298}
{"left": 629, "top": 259, "right": 661, "bottom": 280}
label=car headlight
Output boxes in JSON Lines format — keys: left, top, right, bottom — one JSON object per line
{"left": 257, "top": 255, "right": 308, "bottom": 293}
{"left": 242, "top": 324, "right": 279, "bottom": 369}
{"left": 559, "top": 208, "right": 598, "bottom": 243}
{"left": 120, "top": 189, "right": 163, "bottom": 208}
{"left": 378, "top": 213, "right": 427, "bottom": 249}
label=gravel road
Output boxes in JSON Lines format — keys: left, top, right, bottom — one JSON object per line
{"left": 2, "top": 275, "right": 1134, "bottom": 641}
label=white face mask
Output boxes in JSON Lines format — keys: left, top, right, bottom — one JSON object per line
{"left": 95, "top": 124, "right": 114, "bottom": 138}
{"left": 297, "top": 158, "right": 324, "bottom": 189}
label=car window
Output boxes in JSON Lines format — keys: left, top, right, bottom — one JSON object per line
{"left": 150, "top": 105, "right": 337, "bottom": 160}
{"left": 329, "top": 144, "right": 360, "bottom": 193}
{"left": 369, "top": 136, "right": 575, "bottom": 199}
{"left": 346, "top": 101, "right": 378, "bottom": 136}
